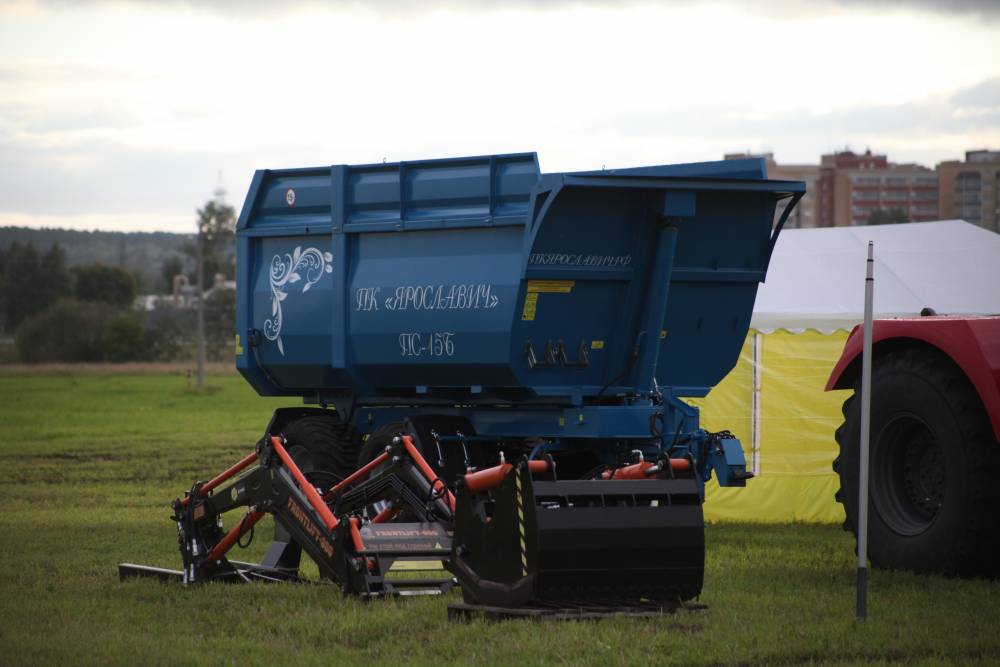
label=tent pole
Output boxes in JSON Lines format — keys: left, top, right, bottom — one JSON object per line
{"left": 751, "top": 331, "right": 762, "bottom": 475}
{"left": 857, "top": 241, "right": 874, "bottom": 621}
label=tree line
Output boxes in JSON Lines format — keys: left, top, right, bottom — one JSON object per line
{"left": 0, "top": 198, "right": 237, "bottom": 363}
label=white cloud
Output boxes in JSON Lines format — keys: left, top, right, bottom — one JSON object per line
{"left": 0, "top": 1, "right": 998, "bottom": 230}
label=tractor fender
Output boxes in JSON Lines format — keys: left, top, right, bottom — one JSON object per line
{"left": 825, "top": 317, "right": 1000, "bottom": 442}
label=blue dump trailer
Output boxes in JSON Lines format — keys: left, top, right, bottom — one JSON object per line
{"left": 122, "top": 152, "right": 804, "bottom": 618}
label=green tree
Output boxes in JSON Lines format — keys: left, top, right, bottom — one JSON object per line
{"left": 192, "top": 195, "right": 236, "bottom": 389}
{"left": 187, "top": 199, "right": 237, "bottom": 281}
{"left": 204, "top": 286, "right": 236, "bottom": 361}
{"left": 0, "top": 244, "right": 7, "bottom": 332}
{"left": 105, "top": 314, "right": 149, "bottom": 362}
{"left": 36, "top": 242, "right": 73, "bottom": 306}
{"left": 15, "top": 299, "right": 152, "bottom": 363}
{"left": 73, "top": 264, "right": 136, "bottom": 308}
{"left": 161, "top": 255, "right": 185, "bottom": 294}
{"left": 144, "top": 304, "right": 193, "bottom": 361}
{"left": 866, "top": 207, "right": 909, "bottom": 225}
{"left": 15, "top": 299, "right": 113, "bottom": 362}
{"left": 2, "top": 241, "right": 72, "bottom": 331}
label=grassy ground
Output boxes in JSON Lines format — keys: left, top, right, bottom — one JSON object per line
{"left": 1, "top": 372, "right": 998, "bottom": 666}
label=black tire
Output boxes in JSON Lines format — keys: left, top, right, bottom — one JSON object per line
{"left": 358, "top": 421, "right": 410, "bottom": 469}
{"left": 281, "top": 415, "right": 362, "bottom": 490}
{"left": 834, "top": 347, "right": 1000, "bottom": 577}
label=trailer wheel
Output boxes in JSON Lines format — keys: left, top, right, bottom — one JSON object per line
{"left": 834, "top": 347, "right": 1000, "bottom": 577}
{"left": 358, "top": 421, "right": 411, "bottom": 469}
{"left": 282, "top": 416, "right": 362, "bottom": 490}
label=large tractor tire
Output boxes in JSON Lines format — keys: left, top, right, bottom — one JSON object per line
{"left": 834, "top": 347, "right": 1000, "bottom": 577}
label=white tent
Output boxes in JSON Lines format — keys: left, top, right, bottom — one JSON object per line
{"left": 752, "top": 220, "right": 1000, "bottom": 333}
{"left": 701, "top": 220, "right": 1000, "bottom": 522}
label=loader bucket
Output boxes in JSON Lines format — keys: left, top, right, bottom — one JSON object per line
{"left": 449, "top": 461, "right": 704, "bottom": 611}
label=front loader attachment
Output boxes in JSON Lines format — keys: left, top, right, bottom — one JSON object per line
{"left": 120, "top": 434, "right": 456, "bottom": 597}
{"left": 449, "top": 459, "right": 704, "bottom": 615}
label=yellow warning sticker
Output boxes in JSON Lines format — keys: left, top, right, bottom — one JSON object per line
{"left": 591, "top": 340, "right": 605, "bottom": 350}
{"left": 527, "top": 280, "right": 575, "bottom": 293}
{"left": 235, "top": 334, "right": 245, "bottom": 355}
{"left": 522, "top": 280, "right": 573, "bottom": 321}
{"left": 521, "top": 293, "right": 539, "bottom": 321}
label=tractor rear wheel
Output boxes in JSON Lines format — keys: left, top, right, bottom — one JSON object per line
{"left": 834, "top": 347, "right": 1000, "bottom": 577}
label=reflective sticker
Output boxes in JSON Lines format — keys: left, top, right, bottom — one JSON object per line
{"left": 521, "top": 293, "right": 538, "bottom": 321}
{"left": 388, "top": 559, "right": 445, "bottom": 572}
{"left": 660, "top": 330, "right": 668, "bottom": 339}
{"left": 285, "top": 187, "right": 296, "bottom": 207}
{"left": 591, "top": 340, "right": 605, "bottom": 350}
{"left": 515, "top": 472, "right": 528, "bottom": 575}
{"left": 234, "top": 334, "right": 244, "bottom": 356}
{"left": 526, "top": 280, "right": 574, "bottom": 293}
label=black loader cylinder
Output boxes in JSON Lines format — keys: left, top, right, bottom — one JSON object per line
{"left": 449, "top": 459, "right": 705, "bottom": 608}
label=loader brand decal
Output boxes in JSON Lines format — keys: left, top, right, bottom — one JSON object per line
{"left": 263, "top": 246, "right": 333, "bottom": 356}
{"left": 528, "top": 253, "right": 631, "bottom": 268}
{"left": 361, "top": 526, "right": 449, "bottom": 552}
{"left": 285, "top": 496, "right": 334, "bottom": 558}
{"left": 521, "top": 280, "right": 574, "bottom": 321}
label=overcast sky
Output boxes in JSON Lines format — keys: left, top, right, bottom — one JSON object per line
{"left": 1, "top": 0, "right": 998, "bottom": 232}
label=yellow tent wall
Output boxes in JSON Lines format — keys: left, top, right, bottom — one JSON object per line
{"left": 688, "top": 330, "right": 853, "bottom": 523}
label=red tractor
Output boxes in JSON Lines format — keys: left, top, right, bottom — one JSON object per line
{"left": 827, "top": 316, "right": 1000, "bottom": 577}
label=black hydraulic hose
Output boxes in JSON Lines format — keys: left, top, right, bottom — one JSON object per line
{"left": 598, "top": 333, "right": 643, "bottom": 397}
{"left": 237, "top": 512, "right": 255, "bottom": 549}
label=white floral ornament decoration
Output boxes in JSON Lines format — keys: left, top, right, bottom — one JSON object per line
{"left": 263, "top": 246, "right": 333, "bottom": 355}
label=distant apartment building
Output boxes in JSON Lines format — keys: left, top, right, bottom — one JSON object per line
{"left": 817, "top": 150, "right": 939, "bottom": 227}
{"left": 937, "top": 150, "right": 1000, "bottom": 232}
{"left": 723, "top": 152, "right": 819, "bottom": 228}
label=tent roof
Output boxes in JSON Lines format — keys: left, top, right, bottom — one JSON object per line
{"left": 752, "top": 220, "right": 1000, "bottom": 333}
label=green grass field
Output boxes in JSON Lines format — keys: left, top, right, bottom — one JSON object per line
{"left": 1, "top": 371, "right": 998, "bottom": 666}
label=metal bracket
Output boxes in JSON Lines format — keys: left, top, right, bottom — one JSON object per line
{"left": 556, "top": 339, "right": 590, "bottom": 369}
{"left": 525, "top": 339, "right": 590, "bottom": 370}
{"left": 524, "top": 339, "right": 557, "bottom": 369}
